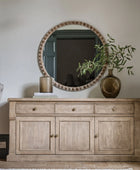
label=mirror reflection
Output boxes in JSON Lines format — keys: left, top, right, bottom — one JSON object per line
{"left": 43, "top": 26, "right": 102, "bottom": 87}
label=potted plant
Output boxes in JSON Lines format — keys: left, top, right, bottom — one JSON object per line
{"left": 77, "top": 34, "right": 136, "bottom": 98}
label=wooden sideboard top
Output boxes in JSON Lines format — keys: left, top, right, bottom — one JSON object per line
{"left": 8, "top": 98, "right": 140, "bottom": 102}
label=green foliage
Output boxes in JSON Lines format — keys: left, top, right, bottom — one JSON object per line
{"left": 77, "top": 34, "right": 136, "bottom": 76}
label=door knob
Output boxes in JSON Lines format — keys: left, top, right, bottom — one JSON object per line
{"left": 72, "top": 108, "right": 76, "bottom": 111}
{"left": 112, "top": 106, "right": 116, "bottom": 111}
{"left": 32, "top": 107, "right": 37, "bottom": 111}
{"left": 50, "top": 134, "right": 54, "bottom": 138}
{"left": 54, "top": 134, "right": 58, "bottom": 138}
{"left": 94, "top": 135, "right": 98, "bottom": 138}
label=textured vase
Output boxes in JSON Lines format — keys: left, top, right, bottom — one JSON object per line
{"left": 100, "top": 69, "right": 121, "bottom": 98}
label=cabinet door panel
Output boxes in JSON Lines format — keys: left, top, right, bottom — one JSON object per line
{"left": 95, "top": 117, "right": 134, "bottom": 155}
{"left": 16, "top": 117, "right": 55, "bottom": 154}
{"left": 56, "top": 117, "right": 94, "bottom": 154}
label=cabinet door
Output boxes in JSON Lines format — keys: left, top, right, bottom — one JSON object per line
{"left": 56, "top": 117, "right": 94, "bottom": 154}
{"left": 95, "top": 117, "right": 134, "bottom": 155}
{"left": 16, "top": 117, "right": 55, "bottom": 154}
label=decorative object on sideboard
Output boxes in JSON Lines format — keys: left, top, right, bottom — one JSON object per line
{"left": 77, "top": 34, "right": 136, "bottom": 98}
{"left": 33, "top": 92, "right": 58, "bottom": 98}
{"left": 40, "top": 76, "right": 53, "bottom": 93}
{"left": 0, "top": 83, "right": 4, "bottom": 101}
{"left": 37, "top": 20, "right": 106, "bottom": 91}
{"left": 33, "top": 77, "right": 57, "bottom": 98}
{"left": 100, "top": 69, "right": 121, "bottom": 98}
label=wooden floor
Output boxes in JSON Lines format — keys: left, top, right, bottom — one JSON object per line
{"left": 0, "top": 160, "right": 140, "bottom": 170}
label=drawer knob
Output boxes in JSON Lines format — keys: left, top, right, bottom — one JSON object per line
{"left": 32, "top": 107, "right": 37, "bottom": 111}
{"left": 94, "top": 135, "right": 98, "bottom": 138}
{"left": 72, "top": 108, "right": 76, "bottom": 112}
{"left": 50, "top": 134, "right": 54, "bottom": 138}
{"left": 112, "top": 106, "right": 116, "bottom": 111}
{"left": 54, "top": 134, "right": 58, "bottom": 138}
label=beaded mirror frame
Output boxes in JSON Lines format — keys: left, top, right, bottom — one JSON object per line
{"left": 37, "top": 21, "right": 107, "bottom": 91}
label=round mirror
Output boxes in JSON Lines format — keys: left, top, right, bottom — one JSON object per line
{"left": 38, "top": 21, "right": 106, "bottom": 91}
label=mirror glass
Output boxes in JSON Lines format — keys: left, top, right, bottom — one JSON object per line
{"left": 43, "top": 25, "right": 102, "bottom": 87}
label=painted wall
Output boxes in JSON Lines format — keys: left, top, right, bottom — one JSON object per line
{"left": 0, "top": 0, "right": 140, "bottom": 133}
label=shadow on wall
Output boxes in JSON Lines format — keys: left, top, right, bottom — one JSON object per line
{"left": 88, "top": 82, "right": 103, "bottom": 98}
{"left": 0, "top": 103, "right": 9, "bottom": 134}
{"left": 22, "top": 83, "right": 38, "bottom": 98}
{"left": 120, "top": 84, "right": 140, "bottom": 98}
{"left": 0, "top": 83, "right": 4, "bottom": 101}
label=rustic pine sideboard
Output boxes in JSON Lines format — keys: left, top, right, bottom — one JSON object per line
{"left": 7, "top": 98, "right": 140, "bottom": 161}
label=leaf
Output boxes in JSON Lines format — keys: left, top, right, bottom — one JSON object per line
{"left": 118, "top": 67, "right": 124, "bottom": 72}
{"left": 127, "top": 66, "right": 133, "bottom": 69}
{"left": 131, "top": 71, "right": 134, "bottom": 75}
{"left": 126, "top": 57, "right": 131, "bottom": 60}
{"left": 107, "top": 34, "right": 115, "bottom": 41}
{"left": 132, "top": 47, "right": 136, "bottom": 52}
{"left": 76, "top": 34, "right": 135, "bottom": 77}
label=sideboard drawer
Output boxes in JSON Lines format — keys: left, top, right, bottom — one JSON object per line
{"left": 95, "top": 103, "right": 134, "bottom": 114}
{"left": 16, "top": 102, "right": 54, "bottom": 114}
{"left": 55, "top": 103, "right": 94, "bottom": 114}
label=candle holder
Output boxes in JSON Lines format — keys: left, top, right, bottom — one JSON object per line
{"left": 40, "top": 76, "right": 52, "bottom": 93}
